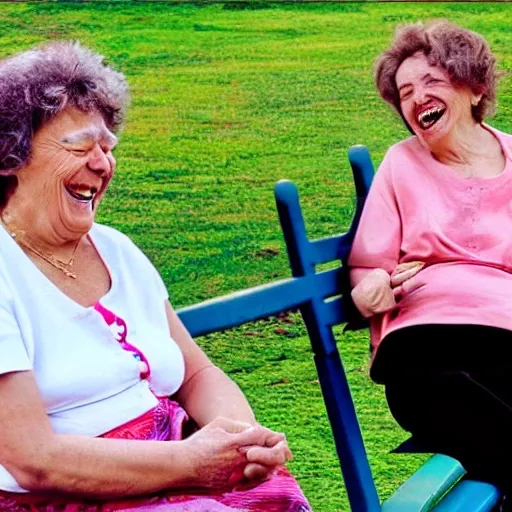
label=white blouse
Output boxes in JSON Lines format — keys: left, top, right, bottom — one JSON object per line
{"left": 0, "top": 222, "right": 185, "bottom": 492}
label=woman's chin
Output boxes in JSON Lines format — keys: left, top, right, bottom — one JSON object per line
{"left": 61, "top": 193, "right": 97, "bottom": 233}
{"left": 416, "top": 125, "right": 449, "bottom": 152}
{"left": 59, "top": 211, "right": 95, "bottom": 238}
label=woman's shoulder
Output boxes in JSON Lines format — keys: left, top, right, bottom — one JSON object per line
{"left": 374, "top": 136, "right": 424, "bottom": 183}
{"left": 484, "top": 123, "right": 512, "bottom": 136}
{"left": 90, "top": 223, "right": 152, "bottom": 267}
{"left": 0, "top": 230, "right": 22, "bottom": 301}
{"left": 382, "top": 136, "right": 423, "bottom": 164}
{"left": 91, "top": 222, "right": 133, "bottom": 246}
{"left": 91, "top": 223, "right": 168, "bottom": 300}
{"left": 483, "top": 123, "right": 512, "bottom": 146}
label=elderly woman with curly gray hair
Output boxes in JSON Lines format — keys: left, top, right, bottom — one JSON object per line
{"left": 0, "top": 41, "right": 311, "bottom": 512}
{"left": 349, "top": 20, "right": 512, "bottom": 501}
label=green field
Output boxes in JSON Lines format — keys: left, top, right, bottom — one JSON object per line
{"left": 4, "top": 2, "right": 512, "bottom": 510}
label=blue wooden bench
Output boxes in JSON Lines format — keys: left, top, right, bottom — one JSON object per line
{"left": 176, "top": 145, "right": 502, "bottom": 511}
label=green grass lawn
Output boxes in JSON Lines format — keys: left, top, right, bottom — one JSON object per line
{"left": 4, "top": 2, "right": 512, "bottom": 509}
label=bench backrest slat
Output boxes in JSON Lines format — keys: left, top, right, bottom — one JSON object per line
{"left": 310, "top": 235, "right": 348, "bottom": 264}
{"left": 179, "top": 145, "right": 379, "bottom": 511}
{"left": 274, "top": 158, "right": 379, "bottom": 510}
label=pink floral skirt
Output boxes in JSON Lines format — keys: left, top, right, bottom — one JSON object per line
{"left": 0, "top": 400, "right": 311, "bottom": 511}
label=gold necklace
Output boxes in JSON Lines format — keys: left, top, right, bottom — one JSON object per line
{"left": 1, "top": 216, "right": 79, "bottom": 279}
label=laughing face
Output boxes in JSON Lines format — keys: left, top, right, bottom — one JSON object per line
{"left": 395, "top": 52, "right": 481, "bottom": 151}
{"left": 12, "top": 107, "right": 117, "bottom": 240}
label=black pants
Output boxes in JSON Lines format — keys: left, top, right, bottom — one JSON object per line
{"left": 372, "top": 325, "right": 512, "bottom": 493}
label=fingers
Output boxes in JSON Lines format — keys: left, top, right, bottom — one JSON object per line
{"left": 227, "top": 461, "right": 248, "bottom": 486}
{"left": 206, "top": 418, "right": 293, "bottom": 466}
{"left": 243, "top": 462, "right": 272, "bottom": 481}
{"left": 245, "top": 440, "right": 292, "bottom": 466}
{"left": 262, "top": 430, "right": 286, "bottom": 447}
{"left": 206, "top": 418, "right": 290, "bottom": 453}
{"left": 392, "top": 261, "right": 425, "bottom": 274}
{"left": 391, "top": 261, "right": 424, "bottom": 281}
{"left": 390, "top": 261, "right": 424, "bottom": 287}
{"left": 391, "top": 261, "right": 425, "bottom": 299}
{"left": 209, "top": 416, "right": 253, "bottom": 434}
{"left": 392, "top": 274, "right": 425, "bottom": 299}
{"left": 351, "top": 262, "right": 425, "bottom": 317}
{"left": 257, "top": 428, "right": 290, "bottom": 455}
{"left": 229, "top": 423, "right": 275, "bottom": 448}
{"left": 392, "top": 284, "right": 404, "bottom": 298}
{"left": 272, "top": 439, "right": 292, "bottom": 461}
{"left": 239, "top": 439, "right": 292, "bottom": 459}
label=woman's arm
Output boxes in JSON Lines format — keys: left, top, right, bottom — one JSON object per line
{"left": 168, "top": 302, "right": 256, "bottom": 426}
{"left": 0, "top": 370, "right": 277, "bottom": 497}
{"left": 349, "top": 154, "right": 427, "bottom": 317}
{"left": 349, "top": 158, "right": 402, "bottom": 279}
{"left": 348, "top": 155, "right": 404, "bottom": 316}
{"left": 167, "top": 302, "right": 292, "bottom": 479}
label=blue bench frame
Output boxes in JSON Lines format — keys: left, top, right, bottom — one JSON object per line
{"left": 176, "top": 145, "right": 502, "bottom": 511}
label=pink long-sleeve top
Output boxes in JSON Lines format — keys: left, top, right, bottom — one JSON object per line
{"left": 348, "top": 124, "right": 512, "bottom": 356}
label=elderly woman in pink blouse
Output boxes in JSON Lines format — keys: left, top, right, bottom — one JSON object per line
{"left": 349, "top": 20, "right": 512, "bottom": 496}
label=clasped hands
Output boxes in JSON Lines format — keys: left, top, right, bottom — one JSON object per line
{"left": 184, "top": 416, "right": 292, "bottom": 489}
{"left": 351, "top": 261, "right": 425, "bottom": 318}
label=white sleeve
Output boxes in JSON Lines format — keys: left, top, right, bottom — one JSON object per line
{"left": 0, "top": 294, "right": 32, "bottom": 375}
{"left": 122, "top": 234, "right": 169, "bottom": 302}
{"left": 149, "top": 262, "right": 169, "bottom": 302}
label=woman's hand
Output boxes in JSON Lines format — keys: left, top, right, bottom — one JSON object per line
{"left": 351, "top": 262, "right": 424, "bottom": 318}
{"left": 242, "top": 428, "right": 292, "bottom": 481}
{"left": 166, "top": 303, "right": 292, "bottom": 483}
{"left": 390, "top": 261, "right": 425, "bottom": 296}
{"left": 351, "top": 268, "right": 395, "bottom": 318}
{"left": 184, "top": 417, "right": 291, "bottom": 488}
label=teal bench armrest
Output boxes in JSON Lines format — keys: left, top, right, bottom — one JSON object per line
{"left": 381, "top": 455, "right": 466, "bottom": 511}
{"left": 433, "top": 480, "right": 501, "bottom": 511}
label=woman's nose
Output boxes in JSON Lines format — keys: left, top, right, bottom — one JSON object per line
{"left": 86, "top": 145, "right": 112, "bottom": 174}
{"left": 413, "top": 86, "right": 429, "bottom": 105}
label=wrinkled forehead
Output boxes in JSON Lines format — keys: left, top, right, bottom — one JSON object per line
{"left": 395, "top": 51, "right": 447, "bottom": 87}
{"left": 36, "top": 107, "right": 118, "bottom": 148}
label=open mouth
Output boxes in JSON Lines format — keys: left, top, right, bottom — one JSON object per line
{"left": 417, "top": 105, "right": 446, "bottom": 130}
{"left": 65, "top": 184, "right": 98, "bottom": 206}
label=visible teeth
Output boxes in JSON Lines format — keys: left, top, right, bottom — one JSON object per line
{"left": 417, "top": 106, "right": 445, "bottom": 128}
{"left": 419, "top": 107, "right": 440, "bottom": 122}
{"left": 76, "top": 189, "right": 93, "bottom": 198}
{"left": 67, "top": 185, "right": 96, "bottom": 201}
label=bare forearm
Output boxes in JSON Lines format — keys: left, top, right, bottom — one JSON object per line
{"left": 12, "top": 435, "right": 192, "bottom": 498}
{"left": 176, "top": 365, "right": 256, "bottom": 427}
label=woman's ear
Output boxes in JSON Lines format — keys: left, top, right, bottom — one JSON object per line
{"left": 471, "top": 93, "right": 483, "bottom": 107}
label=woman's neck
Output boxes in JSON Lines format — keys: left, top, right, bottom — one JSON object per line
{"left": 428, "top": 123, "right": 505, "bottom": 179}
{"left": 1, "top": 202, "right": 82, "bottom": 259}
{"left": 430, "top": 123, "right": 494, "bottom": 167}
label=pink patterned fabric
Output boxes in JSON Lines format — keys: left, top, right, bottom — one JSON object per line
{"left": 0, "top": 400, "right": 311, "bottom": 512}
{"left": 93, "top": 302, "right": 151, "bottom": 380}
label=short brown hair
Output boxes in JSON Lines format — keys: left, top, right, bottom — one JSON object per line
{"left": 375, "top": 21, "right": 499, "bottom": 128}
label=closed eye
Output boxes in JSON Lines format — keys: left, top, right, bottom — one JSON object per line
{"left": 399, "top": 90, "right": 412, "bottom": 101}
{"left": 71, "top": 148, "right": 88, "bottom": 156}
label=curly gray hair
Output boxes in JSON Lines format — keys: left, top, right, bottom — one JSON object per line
{"left": 0, "top": 40, "right": 129, "bottom": 203}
